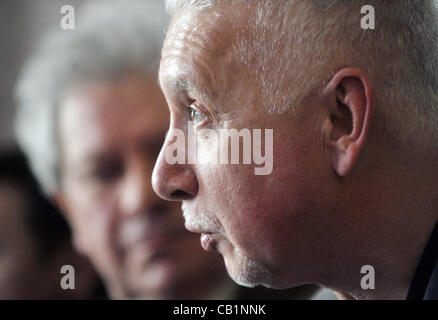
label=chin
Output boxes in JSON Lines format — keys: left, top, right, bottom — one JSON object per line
{"left": 223, "top": 250, "right": 273, "bottom": 289}
{"left": 231, "top": 276, "right": 259, "bottom": 288}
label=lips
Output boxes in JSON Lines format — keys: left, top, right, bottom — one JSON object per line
{"left": 186, "top": 224, "right": 219, "bottom": 252}
{"left": 200, "top": 233, "right": 218, "bottom": 252}
{"left": 183, "top": 217, "right": 219, "bottom": 234}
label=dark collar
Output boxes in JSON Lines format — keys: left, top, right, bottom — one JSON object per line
{"left": 406, "top": 218, "right": 438, "bottom": 300}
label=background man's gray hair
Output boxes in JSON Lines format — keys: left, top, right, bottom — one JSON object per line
{"left": 165, "top": 0, "right": 438, "bottom": 158}
{"left": 15, "top": 0, "right": 168, "bottom": 194}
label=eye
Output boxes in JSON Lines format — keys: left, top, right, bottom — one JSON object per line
{"left": 88, "top": 158, "right": 123, "bottom": 184}
{"left": 188, "top": 102, "right": 208, "bottom": 127}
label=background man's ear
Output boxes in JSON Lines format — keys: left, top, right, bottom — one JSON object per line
{"left": 322, "top": 68, "right": 373, "bottom": 177}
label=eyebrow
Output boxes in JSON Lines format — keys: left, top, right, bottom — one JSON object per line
{"left": 158, "top": 71, "right": 190, "bottom": 93}
{"left": 173, "top": 78, "right": 194, "bottom": 92}
{"left": 159, "top": 63, "right": 218, "bottom": 115}
{"left": 162, "top": 75, "right": 211, "bottom": 105}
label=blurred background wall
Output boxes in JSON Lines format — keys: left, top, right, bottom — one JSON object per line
{"left": 0, "top": 0, "right": 85, "bottom": 147}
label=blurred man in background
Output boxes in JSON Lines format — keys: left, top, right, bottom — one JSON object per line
{"left": 15, "top": 0, "right": 316, "bottom": 299}
{"left": 0, "top": 148, "right": 102, "bottom": 299}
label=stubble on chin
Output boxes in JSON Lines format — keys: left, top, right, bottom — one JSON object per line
{"left": 225, "top": 249, "right": 273, "bottom": 288}
{"left": 181, "top": 206, "right": 273, "bottom": 288}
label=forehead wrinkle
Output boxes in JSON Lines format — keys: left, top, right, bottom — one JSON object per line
{"left": 162, "top": 38, "right": 220, "bottom": 108}
{"left": 161, "top": 52, "right": 215, "bottom": 107}
{"left": 165, "top": 14, "right": 246, "bottom": 111}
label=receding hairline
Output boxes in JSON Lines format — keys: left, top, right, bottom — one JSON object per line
{"left": 161, "top": 5, "right": 256, "bottom": 108}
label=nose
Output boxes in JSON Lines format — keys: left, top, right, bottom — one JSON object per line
{"left": 119, "top": 160, "right": 167, "bottom": 217}
{"left": 152, "top": 138, "right": 198, "bottom": 201}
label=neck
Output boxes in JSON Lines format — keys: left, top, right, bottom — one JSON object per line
{"left": 327, "top": 165, "right": 438, "bottom": 300}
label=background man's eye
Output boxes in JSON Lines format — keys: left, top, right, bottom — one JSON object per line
{"left": 94, "top": 166, "right": 120, "bottom": 182}
{"left": 188, "top": 103, "right": 208, "bottom": 125}
{"left": 89, "top": 161, "right": 123, "bottom": 184}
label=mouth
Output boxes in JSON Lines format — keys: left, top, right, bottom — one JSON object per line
{"left": 184, "top": 218, "right": 220, "bottom": 234}
{"left": 181, "top": 208, "right": 222, "bottom": 250}
{"left": 185, "top": 224, "right": 220, "bottom": 252}
{"left": 200, "top": 233, "right": 218, "bottom": 252}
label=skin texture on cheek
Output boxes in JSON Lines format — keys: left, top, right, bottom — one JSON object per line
{"left": 220, "top": 99, "right": 339, "bottom": 287}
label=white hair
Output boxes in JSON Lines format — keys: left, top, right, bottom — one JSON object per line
{"left": 15, "top": 0, "right": 168, "bottom": 194}
{"left": 165, "top": 0, "right": 214, "bottom": 13}
{"left": 164, "top": 0, "right": 438, "bottom": 156}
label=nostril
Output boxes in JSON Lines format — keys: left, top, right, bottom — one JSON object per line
{"left": 171, "top": 189, "right": 192, "bottom": 200}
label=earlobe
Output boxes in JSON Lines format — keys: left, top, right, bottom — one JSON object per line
{"left": 323, "top": 68, "right": 373, "bottom": 177}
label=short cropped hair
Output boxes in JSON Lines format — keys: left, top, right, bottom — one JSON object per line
{"left": 165, "top": 0, "right": 438, "bottom": 156}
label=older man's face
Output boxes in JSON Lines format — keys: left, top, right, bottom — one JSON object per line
{"left": 154, "top": 8, "right": 336, "bottom": 288}
{"left": 58, "top": 75, "right": 226, "bottom": 298}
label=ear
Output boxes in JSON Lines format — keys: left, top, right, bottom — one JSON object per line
{"left": 52, "top": 191, "right": 87, "bottom": 255}
{"left": 322, "top": 68, "right": 373, "bottom": 177}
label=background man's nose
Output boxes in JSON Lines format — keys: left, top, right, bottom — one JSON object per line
{"left": 152, "top": 147, "right": 198, "bottom": 202}
{"left": 119, "top": 163, "right": 165, "bottom": 217}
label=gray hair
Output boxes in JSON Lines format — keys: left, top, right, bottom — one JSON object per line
{"left": 15, "top": 0, "right": 168, "bottom": 194}
{"left": 165, "top": 0, "right": 215, "bottom": 13}
{"left": 165, "top": 0, "right": 438, "bottom": 156}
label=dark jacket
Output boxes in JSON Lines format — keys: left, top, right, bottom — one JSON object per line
{"left": 406, "top": 219, "right": 438, "bottom": 300}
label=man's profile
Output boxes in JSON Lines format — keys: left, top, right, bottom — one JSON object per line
{"left": 152, "top": 0, "right": 438, "bottom": 300}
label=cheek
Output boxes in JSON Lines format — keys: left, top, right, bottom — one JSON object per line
{"left": 197, "top": 133, "right": 327, "bottom": 263}
{"left": 196, "top": 163, "right": 286, "bottom": 257}
{"left": 218, "top": 177, "right": 299, "bottom": 262}
{"left": 65, "top": 187, "right": 121, "bottom": 267}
